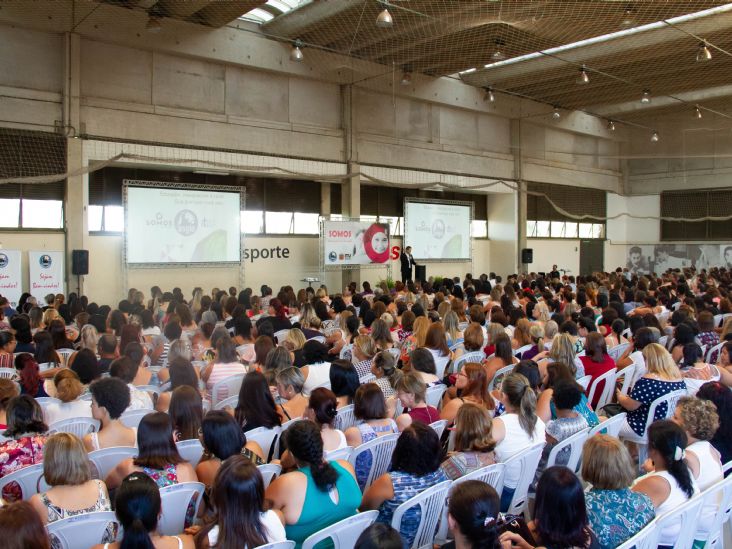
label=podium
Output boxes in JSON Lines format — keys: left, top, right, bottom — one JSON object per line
{"left": 415, "top": 265, "right": 426, "bottom": 283}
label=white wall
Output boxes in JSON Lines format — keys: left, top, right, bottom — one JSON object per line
{"left": 605, "top": 194, "right": 660, "bottom": 270}
{"left": 527, "top": 239, "right": 580, "bottom": 276}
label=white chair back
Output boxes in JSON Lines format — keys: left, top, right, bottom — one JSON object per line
{"left": 48, "top": 417, "right": 100, "bottom": 437}
{"left": 88, "top": 446, "right": 137, "bottom": 480}
{"left": 274, "top": 418, "right": 305, "bottom": 458}
{"left": 135, "top": 384, "right": 162, "bottom": 396}
{"left": 608, "top": 342, "right": 630, "bottom": 361}
{"left": 36, "top": 396, "right": 62, "bottom": 418}
{"left": 425, "top": 384, "right": 447, "bottom": 409}
{"left": 614, "top": 517, "right": 659, "bottom": 549}
{"left": 391, "top": 480, "right": 451, "bottom": 549}
{"left": 175, "top": 439, "right": 204, "bottom": 467}
{"left": 339, "top": 344, "right": 353, "bottom": 361}
{"left": 46, "top": 511, "right": 120, "bottom": 549}
{"left": 448, "top": 342, "right": 464, "bottom": 354}
{"left": 57, "top": 348, "right": 74, "bottom": 364}
{"left": 588, "top": 412, "right": 627, "bottom": 438}
{"left": 706, "top": 342, "right": 725, "bottom": 364}
{"left": 119, "top": 408, "right": 153, "bottom": 429}
{"left": 246, "top": 426, "right": 281, "bottom": 463}
{"left": 428, "top": 419, "right": 448, "bottom": 440}
{"left": 506, "top": 442, "right": 544, "bottom": 516}
{"left": 577, "top": 375, "right": 592, "bottom": 391}
{"left": 311, "top": 335, "right": 327, "bottom": 344}
{"left": 488, "top": 364, "right": 514, "bottom": 392}
{"left": 451, "top": 351, "right": 484, "bottom": 375}
{"left": 0, "top": 462, "right": 44, "bottom": 500}
{"left": 615, "top": 364, "right": 635, "bottom": 395}
{"left": 546, "top": 428, "right": 589, "bottom": 473}
{"left": 348, "top": 433, "right": 399, "bottom": 490}
{"left": 586, "top": 369, "right": 616, "bottom": 411}
{"left": 158, "top": 482, "right": 205, "bottom": 536}
{"left": 301, "top": 510, "right": 379, "bottom": 549}
{"left": 211, "top": 373, "right": 245, "bottom": 406}
{"left": 256, "top": 463, "right": 282, "bottom": 489}
{"left": 334, "top": 404, "right": 357, "bottom": 431}
{"left": 386, "top": 347, "right": 401, "bottom": 360}
{"left": 214, "top": 395, "right": 239, "bottom": 410}
{"left": 658, "top": 335, "right": 668, "bottom": 348}
{"left": 0, "top": 367, "right": 17, "bottom": 380}
{"left": 723, "top": 460, "right": 732, "bottom": 475}
{"left": 254, "top": 542, "right": 295, "bottom": 549}
{"left": 434, "top": 356, "right": 451, "bottom": 378}
{"left": 700, "top": 475, "right": 732, "bottom": 549}
{"left": 654, "top": 492, "right": 704, "bottom": 549}
{"left": 513, "top": 344, "right": 533, "bottom": 358}
{"left": 274, "top": 329, "right": 290, "bottom": 343}
{"left": 325, "top": 446, "right": 354, "bottom": 462}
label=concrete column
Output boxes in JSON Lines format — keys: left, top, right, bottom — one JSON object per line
{"left": 340, "top": 83, "right": 361, "bottom": 289}
{"left": 511, "top": 119, "right": 527, "bottom": 273}
{"left": 320, "top": 182, "right": 331, "bottom": 216}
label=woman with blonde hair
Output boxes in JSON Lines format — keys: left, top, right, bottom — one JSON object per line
{"left": 440, "top": 403, "right": 496, "bottom": 480}
{"left": 43, "top": 370, "right": 92, "bottom": 425}
{"left": 543, "top": 319, "right": 559, "bottom": 342}
{"left": 370, "top": 319, "right": 394, "bottom": 351}
{"left": 284, "top": 328, "right": 307, "bottom": 367}
{"left": 29, "top": 433, "right": 111, "bottom": 525}
{"left": 512, "top": 318, "right": 532, "bottom": 350}
{"left": 42, "top": 308, "right": 59, "bottom": 330}
{"left": 400, "top": 316, "right": 430, "bottom": 365}
{"left": 395, "top": 371, "right": 440, "bottom": 431}
{"left": 617, "top": 343, "right": 686, "bottom": 438}
{"left": 520, "top": 324, "right": 545, "bottom": 361}
{"left": 78, "top": 324, "right": 99, "bottom": 353}
{"left": 352, "top": 335, "right": 378, "bottom": 379}
{"left": 437, "top": 301, "right": 452, "bottom": 322}
{"left": 443, "top": 311, "right": 463, "bottom": 348}
{"left": 541, "top": 332, "right": 582, "bottom": 378}
{"left": 582, "top": 435, "right": 655, "bottom": 548}
{"left": 532, "top": 301, "right": 551, "bottom": 325}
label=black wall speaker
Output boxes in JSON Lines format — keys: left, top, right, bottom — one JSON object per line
{"left": 521, "top": 248, "right": 534, "bottom": 264}
{"left": 72, "top": 249, "right": 89, "bottom": 275}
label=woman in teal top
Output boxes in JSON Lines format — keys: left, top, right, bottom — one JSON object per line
{"left": 266, "top": 420, "right": 362, "bottom": 548}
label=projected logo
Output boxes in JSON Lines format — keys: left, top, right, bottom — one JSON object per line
{"left": 0, "top": 254, "right": 8, "bottom": 269}
{"left": 431, "top": 219, "right": 445, "bottom": 239}
{"left": 39, "top": 254, "right": 52, "bottom": 269}
{"left": 174, "top": 210, "right": 198, "bottom": 237}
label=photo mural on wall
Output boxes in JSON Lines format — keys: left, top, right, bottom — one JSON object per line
{"left": 625, "top": 244, "right": 732, "bottom": 275}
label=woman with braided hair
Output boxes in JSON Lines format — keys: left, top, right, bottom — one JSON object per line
{"left": 265, "top": 420, "right": 361, "bottom": 548}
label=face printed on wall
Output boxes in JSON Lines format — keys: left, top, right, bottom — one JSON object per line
{"left": 371, "top": 231, "right": 388, "bottom": 254}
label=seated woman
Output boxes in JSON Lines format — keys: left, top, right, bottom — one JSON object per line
{"left": 330, "top": 359, "right": 360, "bottom": 408}
{"left": 582, "top": 435, "right": 655, "bottom": 549}
{"left": 0, "top": 395, "right": 48, "bottom": 501}
{"left": 266, "top": 420, "right": 361, "bottom": 547}
{"left": 196, "top": 411, "right": 264, "bottom": 490}
{"left": 400, "top": 316, "right": 430, "bottom": 367}
{"left": 605, "top": 318, "right": 629, "bottom": 349}
{"left": 680, "top": 343, "right": 730, "bottom": 394}
{"left": 29, "top": 433, "right": 111, "bottom": 525}
{"left": 446, "top": 480, "right": 501, "bottom": 549}
{"left": 15, "top": 354, "right": 49, "bottom": 398}
{"left": 233, "top": 371, "right": 282, "bottom": 433}
{"left": 632, "top": 420, "right": 699, "bottom": 548}
{"left": 156, "top": 358, "right": 200, "bottom": 412}
{"left": 201, "top": 336, "right": 247, "bottom": 404}
{"left": 196, "top": 456, "right": 286, "bottom": 548}
{"left": 352, "top": 335, "right": 378, "bottom": 380}
{"left": 409, "top": 348, "right": 441, "bottom": 387}
{"left": 106, "top": 411, "right": 198, "bottom": 491}
{"left": 283, "top": 328, "right": 307, "bottom": 367}
{"left": 537, "top": 362, "right": 599, "bottom": 428}
{"left": 395, "top": 371, "right": 440, "bottom": 431}
{"left": 92, "top": 472, "right": 194, "bottom": 549}
{"left": 519, "top": 325, "right": 546, "bottom": 361}
{"left": 371, "top": 319, "right": 395, "bottom": 351}
{"left": 169, "top": 386, "right": 202, "bottom": 442}
{"left": 43, "top": 369, "right": 92, "bottom": 425}
{"left": 697, "top": 381, "right": 732, "bottom": 465}
{"left": 84, "top": 377, "right": 136, "bottom": 452}
{"left": 423, "top": 322, "right": 452, "bottom": 364}
{"left": 440, "top": 403, "right": 496, "bottom": 481}
{"left": 299, "top": 340, "right": 331, "bottom": 397}
{"left": 33, "top": 330, "right": 61, "bottom": 377}
{"left": 580, "top": 332, "right": 617, "bottom": 408}
{"left": 499, "top": 466, "right": 599, "bottom": 549}
{"left": 370, "top": 351, "right": 402, "bottom": 404}
{"left": 0, "top": 331, "right": 16, "bottom": 368}
{"left": 361, "top": 422, "right": 448, "bottom": 547}
{"left": 443, "top": 311, "right": 464, "bottom": 349}
{"left": 0, "top": 378, "right": 19, "bottom": 430}
{"left": 539, "top": 332, "right": 584, "bottom": 379}
{"left": 275, "top": 367, "right": 309, "bottom": 422}
{"left": 344, "top": 384, "right": 399, "bottom": 489}
{"left": 0, "top": 500, "right": 51, "bottom": 549}
{"left": 617, "top": 343, "right": 686, "bottom": 439}
{"left": 261, "top": 346, "right": 293, "bottom": 387}
{"left": 483, "top": 333, "right": 519, "bottom": 385}
{"left": 441, "top": 362, "right": 494, "bottom": 423}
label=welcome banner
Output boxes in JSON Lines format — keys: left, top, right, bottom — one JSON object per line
{"left": 0, "top": 250, "right": 22, "bottom": 307}
{"left": 29, "top": 251, "right": 64, "bottom": 301}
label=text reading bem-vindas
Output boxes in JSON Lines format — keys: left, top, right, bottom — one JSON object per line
{"left": 243, "top": 247, "right": 290, "bottom": 263}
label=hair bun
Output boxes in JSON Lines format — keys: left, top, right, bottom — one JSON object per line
{"left": 327, "top": 406, "right": 338, "bottom": 419}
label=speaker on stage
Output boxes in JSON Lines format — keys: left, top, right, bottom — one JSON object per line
{"left": 72, "top": 249, "right": 89, "bottom": 275}
{"left": 521, "top": 248, "right": 533, "bottom": 264}
{"left": 415, "top": 265, "right": 426, "bottom": 283}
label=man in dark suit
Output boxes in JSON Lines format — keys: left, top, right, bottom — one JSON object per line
{"left": 400, "top": 246, "right": 416, "bottom": 283}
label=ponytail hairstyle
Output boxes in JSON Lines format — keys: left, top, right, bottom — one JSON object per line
{"left": 500, "top": 373, "right": 538, "bottom": 437}
{"left": 681, "top": 343, "right": 703, "bottom": 369}
{"left": 307, "top": 388, "right": 338, "bottom": 427}
{"left": 115, "top": 473, "right": 160, "bottom": 549}
{"left": 284, "top": 420, "right": 338, "bottom": 491}
{"left": 611, "top": 318, "right": 626, "bottom": 339}
{"left": 373, "top": 350, "right": 403, "bottom": 389}
{"left": 448, "top": 480, "right": 501, "bottom": 549}
{"left": 647, "top": 420, "right": 695, "bottom": 498}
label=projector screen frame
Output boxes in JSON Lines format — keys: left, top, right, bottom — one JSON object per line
{"left": 122, "top": 179, "right": 245, "bottom": 269}
{"left": 403, "top": 197, "right": 474, "bottom": 263}
{"left": 319, "top": 216, "right": 393, "bottom": 280}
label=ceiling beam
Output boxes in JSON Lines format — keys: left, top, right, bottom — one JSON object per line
{"left": 262, "top": 0, "right": 364, "bottom": 37}
{"left": 189, "top": 0, "right": 263, "bottom": 27}
{"left": 590, "top": 83, "right": 732, "bottom": 116}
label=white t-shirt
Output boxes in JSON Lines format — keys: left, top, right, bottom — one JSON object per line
{"left": 494, "top": 413, "right": 546, "bottom": 489}
{"left": 127, "top": 384, "right": 154, "bottom": 411}
{"left": 207, "top": 510, "right": 286, "bottom": 547}
{"left": 302, "top": 362, "right": 332, "bottom": 397}
{"left": 44, "top": 399, "right": 93, "bottom": 425}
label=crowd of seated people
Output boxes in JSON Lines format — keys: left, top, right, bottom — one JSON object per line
{"left": 0, "top": 265, "right": 730, "bottom": 547}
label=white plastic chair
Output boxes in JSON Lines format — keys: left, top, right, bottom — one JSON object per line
{"left": 37, "top": 396, "right": 62, "bottom": 419}
{"left": 246, "top": 426, "right": 281, "bottom": 463}
{"left": 586, "top": 369, "right": 616, "bottom": 411}
{"left": 302, "top": 510, "right": 379, "bottom": 549}
{"left": 48, "top": 417, "right": 100, "bottom": 437}
{"left": 0, "top": 367, "right": 17, "bottom": 379}
{"left": 57, "top": 348, "right": 75, "bottom": 365}
{"left": 706, "top": 342, "right": 725, "bottom": 364}
{"left": 434, "top": 356, "right": 451, "bottom": 378}
{"left": 339, "top": 344, "right": 353, "bottom": 360}
{"left": 621, "top": 389, "right": 688, "bottom": 466}
{"left": 311, "top": 335, "right": 327, "bottom": 344}
{"left": 505, "top": 442, "right": 545, "bottom": 516}
{"left": 588, "top": 412, "right": 627, "bottom": 438}
{"left": 119, "top": 408, "right": 153, "bottom": 429}
{"left": 546, "top": 428, "right": 589, "bottom": 473}
{"left": 325, "top": 446, "right": 354, "bottom": 462}
{"left": 213, "top": 394, "right": 239, "bottom": 410}
{"left": 488, "top": 364, "right": 514, "bottom": 392}
{"left": 615, "top": 517, "right": 659, "bottom": 549}
{"left": 135, "top": 384, "right": 161, "bottom": 396}
{"left": 451, "top": 351, "right": 485, "bottom": 375}
{"left": 274, "top": 418, "right": 305, "bottom": 458}
{"left": 513, "top": 344, "right": 533, "bottom": 358}
{"left": 577, "top": 375, "right": 592, "bottom": 391}
{"left": 425, "top": 384, "right": 447, "bottom": 409}
{"left": 658, "top": 335, "right": 668, "bottom": 348}
{"left": 608, "top": 342, "right": 630, "bottom": 361}
{"left": 158, "top": 482, "right": 205, "bottom": 535}
{"left": 254, "top": 542, "right": 295, "bottom": 549}
{"left": 448, "top": 342, "right": 464, "bottom": 354}
{"left": 0, "top": 462, "right": 44, "bottom": 500}
{"left": 211, "top": 373, "right": 245, "bottom": 406}
{"left": 386, "top": 347, "right": 401, "bottom": 360}
{"left": 256, "top": 463, "right": 282, "bottom": 489}
{"left": 176, "top": 439, "right": 204, "bottom": 467}
{"left": 615, "top": 364, "right": 636, "bottom": 396}
{"left": 274, "top": 329, "right": 290, "bottom": 344}
{"left": 428, "top": 419, "right": 448, "bottom": 440}
{"left": 699, "top": 475, "right": 732, "bottom": 549}
{"left": 391, "top": 479, "right": 452, "bottom": 549}
{"left": 723, "top": 460, "right": 732, "bottom": 475}
{"left": 654, "top": 492, "right": 704, "bottom": 549}
{"left": 88, "top": 446, "right": 137, "bottom": 480}
{"left": 46, "top": 511, "right": 120, "bottom": 549}
{"left": 334, "top": 404, "right": 357, "bottom": 431}
{"left": 348, "top": 433, "right": 399, "bottom": 490}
